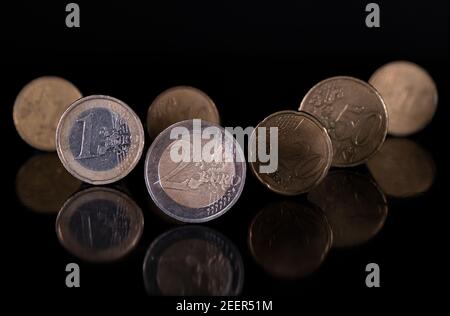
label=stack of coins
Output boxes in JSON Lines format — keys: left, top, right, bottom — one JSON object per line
{"left": 13, "top": 61, "right": 438, "bottom": 223}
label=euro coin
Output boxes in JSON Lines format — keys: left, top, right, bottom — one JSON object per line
{"left": 56, "top": 95, "right": 145, "bottom": 185}
{"left": 299, "top": 76, "right": 388, "bottom": 167}
{"left": 13, "top": 76, "right": 82, "bottom": 151}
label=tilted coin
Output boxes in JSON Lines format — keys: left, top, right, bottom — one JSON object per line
{"left": 249, "top": 110, "right": 332, "bottom": 195}
{"left": 16, "top": 153, "right": 82, "bottom": 214}
{"left": 13, "top": 76, "right": 82, "bottom": 151}
{"left": 56, "top": 95, "right": 145, "bottom": 185}
{"left": 56, "top": 187, "right": 144, "bottom": 262}
{"left": 369, "top": 61, "right": 438, "bottom": 136}
{"left": 299, "top": 76, "right": 388, "bottom": 167}
{"left": 367, "top": 138, "right": 435, "bottom": 198}
{"left": 147, "top": 86, "right": 220, "bottom": 139}
{"left": 143, "top": 226, "right": 244, "bottom": 296}
{"left": 308, "top": 170, "right": 388, "bottom": 248}
{"left": 145, "top": 119, "right": 246, "bottom": 223}
{"left": 249, "top": 200, "right": 332, "bottom": 279}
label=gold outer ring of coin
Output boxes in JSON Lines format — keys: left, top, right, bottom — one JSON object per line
{"left": 147, "top": 85, "right": 221, "bottom": 139}
{"left": 13, "top": 76, "right": 82, "bottom": 151}
{"left": 299, "top": 76, "right": 388, "bottom": 167}
{"left": 249, "top": 110, "right": 333, "bottom": 196}
{"left": 56, "top": 95, "right": 145, "bottom": 185}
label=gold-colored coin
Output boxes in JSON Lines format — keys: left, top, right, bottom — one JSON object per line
{"left": 249, "top": 110, "right": 332, "bottom": 195}
{"left": 369, "top": 61, "right": 438, "bottom": 136}
{"left": 299, "top": 76, "right": 388, "bottom": 167}
{"left": 13, "top": 76, "right": 82, "bottom": 151}
{"left": 147, "top": 86, "right": 220, "bottom": 139}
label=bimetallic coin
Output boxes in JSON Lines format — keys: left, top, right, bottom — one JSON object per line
{"left": 367, "top": 138, "right": 435, "bottom": 198}
{"left": 147, "top": 86, "right": 220, "bottom": 139}
{"left": 143, "top": 226, "right": 244, "bottom": 296}
{"left": 56, "top": 95, "right": 145, "bottom": 185}
{"left": 145, "top": 119, "right": 246, "bottom": 223}
{"left": 16, "top": 153, "right": 82, "bottom": 214}
{"left": 299, "top": 76, "right": 388, "bottom": 167}
{"left": 13, "top": 76, "right": 82, "bottom": 151}
{"left": 249, "top": 110, "right": 332, "bottom": 195}
{"left": 369, "top": 61, "right": 438, "bottom": 136}
{"left": 56, "top": 187, "right": 144, "bottom": 262}
{"left": 249, "top": 201, "right": 332, "bottom": 279}
{"left": 308, "top": 171, "right": 388, "bottom": 248}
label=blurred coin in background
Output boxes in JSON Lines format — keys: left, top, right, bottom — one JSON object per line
{"left": 147, "top": 86, "right": 220, "bottom": 139}
{"left": 13, "top": 76, "right": 82, "bottom": 151}
{"left": 369, "top": 61, "right": 438, "bottom": 136}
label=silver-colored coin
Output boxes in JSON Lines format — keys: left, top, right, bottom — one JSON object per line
{"left": 144, "top": 119, "right": 246, "bottom": 223}
{"left": 56, "top": 95, "right": 145, "bottom": 185}
{"left": 143, "top": 226, "right": 244, "bottom": 296}
{"left": 56, "top": 187, "right": 144, "bottom": 262}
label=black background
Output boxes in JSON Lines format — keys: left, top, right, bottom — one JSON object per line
{"left": 1, "top": 0, "right": 448, "bottom": 309}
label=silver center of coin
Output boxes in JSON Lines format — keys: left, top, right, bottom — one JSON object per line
{"left": 69, "top": 107, "right": 131, "bottom": 171}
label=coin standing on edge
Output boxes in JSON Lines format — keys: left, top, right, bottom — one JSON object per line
{"left": 145, "top": 119, "right": 246, "bottom": 223}
{"left": 13, "top": 76, "right": 82, "bottom": 151}
{"left": 299, "top": 76, "right": 388, "bottom": 167}
{"left": 147, "top": 86, "right": 220, "bottom": 139}
{"left": 143, "top": 226, "right": 244, "bottom": 296}
{"left": 369, "top": 61, "right": 438, "bottom": 136}
{"left": 249, "top": 110, "right": 332, "bottom": 195}
{"left": 56, "top": 187, "right": 144, "bottom": 262}
{"left": 56, "top": 95, "right": 145, "bottom": 185}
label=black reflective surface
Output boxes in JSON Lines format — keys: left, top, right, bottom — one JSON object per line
{"left": 2, "top": 0, "right": 448, "bottom": 305}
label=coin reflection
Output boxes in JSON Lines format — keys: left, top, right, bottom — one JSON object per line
{"left": 56, "top": 187, "right": 144, "bottom": 262}
{"left": 308, "top": 171, "right": 388, "bottom": 248}
{"left": 367, "top": 138, "right": 435, "bottom": 198}
{"left": 249, "top": 201, "right": 332, "bottom": 279}
{"left": 16, "top": 153, "right": 82, "bottom": 214}
{"left": 143, "top": 226, "right": 244, "bottom": 296}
